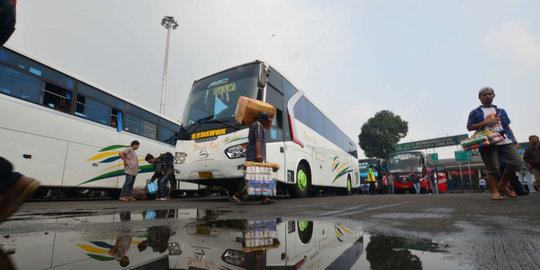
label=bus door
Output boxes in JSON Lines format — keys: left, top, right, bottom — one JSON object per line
{"left": 264, "top": 84, "right": 286, "bottom": 182}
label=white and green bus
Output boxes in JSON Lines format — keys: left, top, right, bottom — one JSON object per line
{"left": 0, "top": 46, "right": 200, "bottom": 198}
{"left": 174, "top": 61, "right": 360, "bottom": 197}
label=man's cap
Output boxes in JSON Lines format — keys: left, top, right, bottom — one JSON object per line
{"left": 478, "top": 87, "right": 494, "bottom": 96}
{"left": 257, "top": 111, "right": 270, "bottom": 121}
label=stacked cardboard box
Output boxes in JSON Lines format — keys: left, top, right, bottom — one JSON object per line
{"left": 244, "top": 162, "right": 279, "bottom": 197}
{"left": 242, "top": 220, "right": 280, "bottom": 251}
{"left": 235, "top": 96, "right": 276, "bottom": 130}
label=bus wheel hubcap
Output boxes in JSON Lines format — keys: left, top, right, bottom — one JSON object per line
{"left": 347, "top": 180, "right": 351, "bottom": 191}
{"left": 298, "top": 221, "right": 308, "bottom": 231}
{"left": 298, "top": 170, "right": 307, "bottom": 191}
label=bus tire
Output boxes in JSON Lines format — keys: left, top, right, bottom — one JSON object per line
{"left": 293, "top": 163, "right": 311, "bottom": 198}
{"left": 338, "top": 175, "right": 353, "bottom": 196}
{"left": 297, "top": 221, "right": 314, "bottom": 244}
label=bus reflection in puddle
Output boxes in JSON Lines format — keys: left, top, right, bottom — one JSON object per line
{"left": 168, "top": 214, "right": 364, "bottom": 270}
{"left": 0, "top": 209, "right": 471, "bottom": 269}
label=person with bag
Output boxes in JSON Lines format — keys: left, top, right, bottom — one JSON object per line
{"left": 145, "top": 153, "right": 175, "bottom": 200}
{"left": 466, "top": 87, "right": 522, "bottom": 200}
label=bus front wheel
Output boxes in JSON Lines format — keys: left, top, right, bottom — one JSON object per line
{"left": 293, "top": 163, "right": 311, "bottom": 198}
{"left": 337, "top": 175, "right": 353, "bottom": 196}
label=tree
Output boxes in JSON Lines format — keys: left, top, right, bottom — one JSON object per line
{"left": 358, "top": 110, "right": 408, "bottom": 159}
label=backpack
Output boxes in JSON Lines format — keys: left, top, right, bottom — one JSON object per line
{"left": 159, "top": 152, "right": 174, "bottom": 169}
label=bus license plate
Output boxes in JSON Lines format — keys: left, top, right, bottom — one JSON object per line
{"left": 198, "top": 172, "right": 213, "bottom": 179}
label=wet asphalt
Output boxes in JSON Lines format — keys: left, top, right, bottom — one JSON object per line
{"left": 1, "top": 192, "right": 540, "bottom": 269}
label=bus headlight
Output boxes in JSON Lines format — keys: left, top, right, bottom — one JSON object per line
{"left": 175, "top": 152, "right": 187, "bottom": 164}
{"left": 225, "top": 144, "right": 247, "bottom": 159}
{"left": 168, "top": 242, "right": 182, "bottom": 255}
{"left": 221, "top": 249, "right": 245, "bottom": 267}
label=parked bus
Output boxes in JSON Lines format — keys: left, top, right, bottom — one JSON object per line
{"left": 173, "top": 61, "right": 360, "bottom": 197}
{"left": 0, "top": 46, "right": 200, "bottom": 198}
{"left": 387, "top": 151, "right": 447, "bottom": 193}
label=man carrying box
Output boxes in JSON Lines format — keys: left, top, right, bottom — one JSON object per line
{"left": 233, "top": 111, "right": 274, "bottom": 204}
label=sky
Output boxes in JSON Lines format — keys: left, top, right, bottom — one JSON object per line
{"left": 7, "top": 0, "right": 540, "bottom": 159}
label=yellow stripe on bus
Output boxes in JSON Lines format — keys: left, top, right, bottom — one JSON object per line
{"left": 337, "top": 162, "right": 349, "bottom": 171}
{"left": 340, "top": 226, "right": 351, "bottom": 234}
{"left": 76, "top": 244, "right": 109, "bottom": 253}
{"left": 86, "top": 152, "right": 119, "bottom": 161}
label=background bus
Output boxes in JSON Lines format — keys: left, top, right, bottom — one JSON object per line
{"left": 0, "top": 46, "right": 200, "bottom": 198}
{"left": 387, "top": 151, "right": 447, "bottom": 193}
{"left": 173, "top": 61, "right": 360, "bottom": 197}
{"left": 358, "top": 158, "right": 385, "bottom": 193}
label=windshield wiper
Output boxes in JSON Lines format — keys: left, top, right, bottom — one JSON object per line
{"left": 181, "top": 115, "right": 242, "bottom": 139}
{"left": 198, "top": 118, "right": 241, "bottom": 130}
{"left": 181, "top": 115, "right": 215, "bottom": 138}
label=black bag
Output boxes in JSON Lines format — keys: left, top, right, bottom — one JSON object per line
{"left": 159, "top": 152, "right": 174, "bottom": 169}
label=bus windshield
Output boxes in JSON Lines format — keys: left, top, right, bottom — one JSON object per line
{"left": 388, "top": 153, "right": 422, "bottom": 173}
{"left": 181, "top": 63, "right": 260, "bottom": 128}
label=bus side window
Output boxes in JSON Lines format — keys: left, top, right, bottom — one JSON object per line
{"left": 124, "top": 104, "right": 158, "bottom": 139}
{"left": 42, "top": 82, "right": 72, "bottom": 113}
{"left": 0, "top": 66, "right": 41, "bottom": 102}
{"left": 265, "top": 85, "right": 284, "bottom": 142}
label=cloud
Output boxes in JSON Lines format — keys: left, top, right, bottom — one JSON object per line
{"left": 482, "top": 20, "right": 540, "bottom": 68}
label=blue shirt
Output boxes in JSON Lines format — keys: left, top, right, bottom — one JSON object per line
{"left": 466, "top": 105, "right": 516, "bottom": 143}
{"left": 246, "top": 121, "right": 266, "bottom": 162}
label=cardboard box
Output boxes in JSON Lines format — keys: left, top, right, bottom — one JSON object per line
{"left": 244, "top": 161, "right": 280, "bottom": 172}
{"left": 235, "top": 96, "right": 276, "bottom": 130}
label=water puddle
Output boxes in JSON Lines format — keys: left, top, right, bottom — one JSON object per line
{"left": 0, "top": 209, "right": 472, "bottom": 269}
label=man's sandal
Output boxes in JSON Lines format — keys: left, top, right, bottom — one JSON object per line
{"left": 232, "top": 195, "right": 247, "bottom": 205}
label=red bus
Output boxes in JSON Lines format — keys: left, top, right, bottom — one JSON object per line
{"left": 387, "top": 151, "right": 447, "bottom": 193}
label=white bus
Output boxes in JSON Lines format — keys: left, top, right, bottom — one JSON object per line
{"left": 174, "top": 61, "right": 360, "bottom": 197}
{"left": 0, "top": 46, "right": 199, "bottom": 198}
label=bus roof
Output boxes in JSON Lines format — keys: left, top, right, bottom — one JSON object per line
{"left": 192, "top": 60, "right": 264, "bottom": 84}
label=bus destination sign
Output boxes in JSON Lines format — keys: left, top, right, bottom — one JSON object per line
{"left": 395, "top": 134, "right": 468, "bottom": 152}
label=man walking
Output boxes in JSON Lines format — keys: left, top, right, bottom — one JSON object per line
{"left": 431, "top": 170, "right": 439, "bottom": 194}
{"left": 233, "top": 111, "right": 273, "bottom": 204}
{"left": 523, "top": 135, "right": 540, "bottom": 193}
{"left": 119, "top": 141, "right": 140, "bottom": 201}
{"left": 466, "top": 87, "right": 522, "bottom": 200}
{"left": 409, "top": 171, "right": 420, "bottom": 194}
{"left": 386, "top": 172, "right": 395, "bottom": 194}
{"left": 367, "top": 165, "right": 377, "bottom": 195}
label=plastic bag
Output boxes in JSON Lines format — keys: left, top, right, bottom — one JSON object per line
{"left": 147, "top": 182, "right": 157, "bottom": 195}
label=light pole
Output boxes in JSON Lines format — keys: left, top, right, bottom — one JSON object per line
{"left": 160, "top": 16, "right": 178, "bottom": 115}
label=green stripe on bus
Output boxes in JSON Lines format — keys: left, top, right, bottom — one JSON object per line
{"left": 333, "top": 168, "right": 352, "bottom": 183}
{"left": 98, "top": 145, "right": 127, "bottom": 152}
{"left": 79, "top": 165, "right": 155, "bottom": 185}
